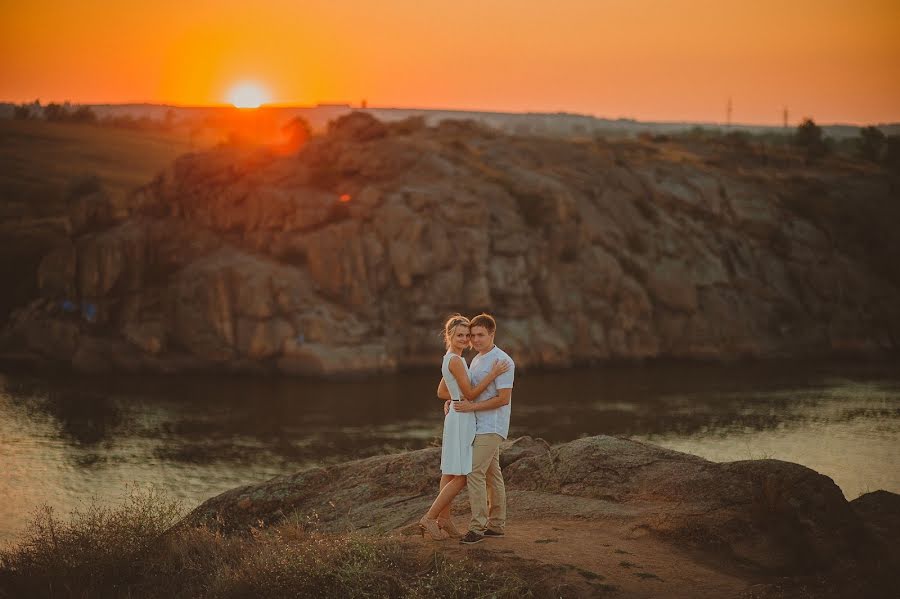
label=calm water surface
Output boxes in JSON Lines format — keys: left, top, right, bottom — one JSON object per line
{"left": 1, "top": 359, "right": 899, "bottom": 546}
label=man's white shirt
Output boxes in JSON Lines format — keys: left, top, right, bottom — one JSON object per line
{"left": 468, "top": 345, "right": 515, "bottom": 439}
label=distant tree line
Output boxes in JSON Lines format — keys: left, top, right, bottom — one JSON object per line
{"left": 793, "top": 118, "right": 900, "bottom": 169}
{"left": 14, "top": 101, "right": 97, "bottom": 123}
{"left": 12, "top": 100, "right": 177, "bottom": 131}
{"left": 675, "top": 118, "right": 899, "bottom": 171}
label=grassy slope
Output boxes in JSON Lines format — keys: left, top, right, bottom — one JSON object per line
{"left": 0, "top": 119, "right": 195, "bottom": 321}
{"left": 0, "top": 119, "right": 194, "bottom": 208}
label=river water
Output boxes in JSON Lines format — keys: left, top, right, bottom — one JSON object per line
{"left": 1, "top": 359, "right": 898, "bottom": 546}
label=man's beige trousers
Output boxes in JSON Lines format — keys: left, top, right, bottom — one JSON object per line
{"left": 467, "top": 433, "right": 506, "bottom": 533}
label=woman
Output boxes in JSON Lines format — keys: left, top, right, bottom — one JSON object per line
{"left": 419, "top": 314, "right": 509, "bottom": 540}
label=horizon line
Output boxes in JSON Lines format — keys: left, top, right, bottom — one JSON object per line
{"left": 2, "top": 99, "right": 897, "bottom": 128}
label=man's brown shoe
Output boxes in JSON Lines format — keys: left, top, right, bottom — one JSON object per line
{"left": 483, "top": 529, "right": 505, "bottom": 538}
{"left": 459, "top": 531, "right": 485, "bottom": 544}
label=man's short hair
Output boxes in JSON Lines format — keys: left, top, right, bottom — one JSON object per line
{"left": 469, "top": 313, "right": 496, "bottom": 334}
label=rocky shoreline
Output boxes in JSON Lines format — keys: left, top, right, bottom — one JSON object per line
{"left": 179, "top": 435, "right": 899, "bottom": 597}
{"left": 2, "top": 113, "right": 899, "bottom": 376}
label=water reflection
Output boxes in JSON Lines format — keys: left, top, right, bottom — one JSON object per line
{"left": 1, "top": 358, "right": 898, "bottom": 546}
{"left": 44, "top": 390, "right": 125, "bottom": 446}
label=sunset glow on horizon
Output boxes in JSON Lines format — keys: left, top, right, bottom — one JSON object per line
{"left": 2, "top": 0, "right": 899, "bottom": 125}
{"left": 226, "top": 82, "right": 270, "bottom": 108}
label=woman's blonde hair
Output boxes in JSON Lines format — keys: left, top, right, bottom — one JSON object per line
{"left": 442, "top": 314, "right": 470, "bottom": 349}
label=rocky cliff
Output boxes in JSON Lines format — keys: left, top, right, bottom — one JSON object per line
{"left": 2, "top": 113, "right": 898, "bottom": 375}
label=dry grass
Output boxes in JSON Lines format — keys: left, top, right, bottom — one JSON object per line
{"left": 0, "top": 487, "right": 535, "bottom": 599}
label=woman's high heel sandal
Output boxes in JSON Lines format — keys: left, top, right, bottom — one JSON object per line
{"left": 419, "top": 516, "right": 449, "bottom": 540}
{"left": 437, "top": 517, "right": 462, "bottom": 538}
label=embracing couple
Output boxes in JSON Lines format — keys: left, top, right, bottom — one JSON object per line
{"left": 419, "top": 313, "right": 514, "bottom": 545}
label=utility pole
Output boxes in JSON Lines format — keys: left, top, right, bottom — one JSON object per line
{"left": 782, "top": 106, "right": 789, "bottom": 129}
{"left": 726, "top": 97, "right": 732, "bottom": 127}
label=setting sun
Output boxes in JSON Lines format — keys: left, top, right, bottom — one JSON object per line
{"left": 226, "top": 82, "right": 269, "bottom": 109}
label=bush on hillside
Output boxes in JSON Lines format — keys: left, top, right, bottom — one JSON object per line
{"left": 793, "top": 118, "right": 830, "bottom": 164}
{"left": 857, "top": 126, "right": 886, "bottom": 162}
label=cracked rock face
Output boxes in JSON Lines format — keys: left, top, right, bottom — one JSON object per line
{"left": 181, "top": 435, "right": 891, "bottom": 575}
{"left": 3, "top": 113, "right": 899, "bottom": 375}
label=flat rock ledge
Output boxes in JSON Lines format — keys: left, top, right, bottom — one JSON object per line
{"left": 182, "top": 435, "right": 898, "bottom": 580}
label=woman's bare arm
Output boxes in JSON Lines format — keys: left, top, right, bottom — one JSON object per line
{"left": 437, "top": 378, "right": 450, "bottom": 400}
{"left": 448, "top": 356, "right": 509, "bottom": 401}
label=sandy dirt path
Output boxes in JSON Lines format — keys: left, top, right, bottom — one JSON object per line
{"left": 412, "top": 516, "right": 753, "bottom": 598}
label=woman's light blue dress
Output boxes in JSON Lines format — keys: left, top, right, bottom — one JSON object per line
{"left": 440, "top": 352, "right": 476, "bottom": 475}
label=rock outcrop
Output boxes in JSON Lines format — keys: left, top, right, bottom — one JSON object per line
{"left": 3, "top": 113, "right": 899, "bottom": 375}
{"left": 181, "top": 435, "right": 897, "bottom": 580}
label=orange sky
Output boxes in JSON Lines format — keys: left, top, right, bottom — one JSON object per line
{"left": 2, "top": 0, "right": 899, "bottom": 124}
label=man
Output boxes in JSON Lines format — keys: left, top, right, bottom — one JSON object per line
{"left": 440, "top": 313, "right": 515, "bottom": 544}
